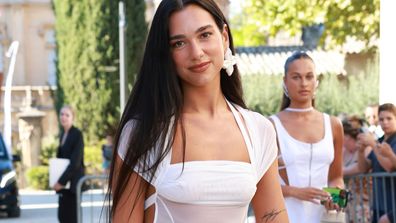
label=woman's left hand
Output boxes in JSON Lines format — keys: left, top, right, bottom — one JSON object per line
{"left": 322, "top": 197, "right": 341, "bottom": 212}
{"left": 53, "top": 182, "right": 64, "bottom": 192}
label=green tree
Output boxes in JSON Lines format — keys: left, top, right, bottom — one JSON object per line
{"left": 232, "top": 0, "right": 379, "bottom": 48}
{"left": 124, "top": 1, "right": 147, "bottom": 85}
{"left": 242, "top": 56, "right": 379, "bottom": 117}
{"left": 53, "top": 0, "right": 147, "bottom": 143}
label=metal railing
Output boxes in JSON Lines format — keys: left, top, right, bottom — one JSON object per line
{"left": 344, "top": 172, "right": 396, "bottom": 223}
{"left": 76, "top": 175, "right": 109, "bottom": 223}
{"left": 76, "top": 173, "right": 396, "bottom": 223}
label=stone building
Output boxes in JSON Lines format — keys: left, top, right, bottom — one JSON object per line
{"left": 0, "top": 0, "right": 57, "bottom": 176}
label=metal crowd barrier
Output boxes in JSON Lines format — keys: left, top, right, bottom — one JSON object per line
{"left": 76, "top": 173, "right": 395, "bottom": 223}
{"left": 344, "top": 172, "right": 396, "bottom": 223}
{"left": 76, "top": 175, "right": 109, "bottom": 223}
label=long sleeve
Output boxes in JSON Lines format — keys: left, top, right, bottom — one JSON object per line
{"left": 58, "top": 127, "right": 84, "bottom": 186}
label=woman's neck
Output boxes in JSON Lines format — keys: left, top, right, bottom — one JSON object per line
{"left": 63, "top": 125, "right": 72, "bottom": 133}
{"left": 182, "top": 86, "right": 226, "bottom": 117}
{"left": 285, "top": 107, "right": 314, "bottom": 112}
{"left": 288, "top": 101, "right": 313, "bottom": 109}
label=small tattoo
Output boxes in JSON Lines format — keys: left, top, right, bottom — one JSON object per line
{"left": 261, "top": 209, "right": 285, "bottom": 223}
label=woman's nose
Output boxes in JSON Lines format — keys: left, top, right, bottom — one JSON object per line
{"left": 190, "top": 40, "right": 204, "bottom": 60}
{"left": 301, "top": 78, "right": 311, "bottom": 86}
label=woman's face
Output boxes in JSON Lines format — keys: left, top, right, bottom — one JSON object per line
{"left": 365, "top": 106, "right": 378, "bottom": 126}
{"left": 284, "top": 58, "right": 317, "bottom": 102}
{"left": 59, "top": 107, "right": 73, "bottom": 129}
{"left": 168, "top": 4, "right": 228, "bottom": 88}
{"left": 378, "top": 110, "right": 396, "bottom": 135}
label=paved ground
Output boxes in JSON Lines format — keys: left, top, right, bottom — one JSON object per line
{"left": 0, "top": 189, "right": 107, "bottom": 223}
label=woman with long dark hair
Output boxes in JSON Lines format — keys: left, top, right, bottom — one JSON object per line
{"left": 107, "top": 0, "right": 288, "bottom": 222}
{"left": 269, "top": 51, "right": 344, "bottom": 223}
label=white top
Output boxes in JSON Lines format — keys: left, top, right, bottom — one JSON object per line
{"left": 271, "top": 114, "right": 334, "bottom": 223}
{"left": 118, "top": 101, "right": 278, "bottom": 223}
{"left": 368, "top": 124, "right": 384, "bottom": 139}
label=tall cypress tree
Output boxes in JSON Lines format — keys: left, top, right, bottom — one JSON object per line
{"left": 53, "top": 0, "right": 147, "bottom": 143}
{"left": 125, "top": 1, "right": 147, "bottom": 85}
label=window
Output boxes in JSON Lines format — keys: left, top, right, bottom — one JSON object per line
{"left": 45, "top": 29, "right": 56, "bottom": 86}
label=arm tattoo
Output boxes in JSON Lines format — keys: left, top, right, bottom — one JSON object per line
{"left": 261, "top": 209, "right": 285, "bottom": 223}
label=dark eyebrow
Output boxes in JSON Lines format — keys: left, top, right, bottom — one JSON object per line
{"left": 169, "top": 24, "right": 213, "bottom": 41}
{"left": 196, "top": 24, "right": 213, "bottom": 33}
{"left": 290, "top": 71, "right": 314, "bottom": 76}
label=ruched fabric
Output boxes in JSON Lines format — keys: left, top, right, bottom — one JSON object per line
{"left": 118, "top": 100, "right": 278, "bottom": 223}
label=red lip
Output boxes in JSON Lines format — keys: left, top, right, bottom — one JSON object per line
{"left": 189, "top": 61, "right": 210, "bottom": 73}
{"left": 299, "top": 90, "right": 310, "bottom": 94}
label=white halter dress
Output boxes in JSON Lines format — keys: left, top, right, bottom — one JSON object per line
{"left": 118, "top": 101, "right": 278, "bottom": 223}
{"left": 271, "top": 113, "right": 334, "bottom": 223}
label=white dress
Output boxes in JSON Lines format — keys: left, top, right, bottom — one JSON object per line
{"left": 271, "top": 114, "right": 334, "bottom": 223}
{"left": 118, "top": 101, "right": 278, "bottom": 223}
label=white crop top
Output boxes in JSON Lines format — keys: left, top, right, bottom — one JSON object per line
{"left": 118, "top": 101, "right": 277, "bottom": 223}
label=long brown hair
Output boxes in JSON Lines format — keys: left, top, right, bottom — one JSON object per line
{"left": 106, "top": 0, "right": 246, "bottom": 220}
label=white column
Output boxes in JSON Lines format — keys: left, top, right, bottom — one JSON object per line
{"left": 0, "top": 41, "right": 3, "bottom": 74}
{"left": 9, "top": 3, "right": 26, "bottom": 85}
{"left": 380, "top": 1, "right": 396, "bottom": 105}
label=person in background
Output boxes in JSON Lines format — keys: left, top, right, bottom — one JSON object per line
{"left": 101, "top": 134, "right": 113, "bottom": 175}
{"left": 53, "top": 105, "right": 85, "bottom": 223}
{"left": 107, "top": 0, "right": 288, "bottom": 222}
{"left": 365, "top": 104, "right": 384, "bottom": 139}
{"left": 270, "top": 51, "right": 344, "bottom": 223}
{"left": 342, "top": 120, "right": 370, "bottom": 223}
{"left": 378, "top": 142, "right": 396, "bottom": 168}
{"left": 343, "top": 120, "right": 362, "bottom": 176}
{"left": 348, "top": 115, "right": 365, "bottom": 130}
{"left": 358, "top": 103, "right": 396, "bottom": 223}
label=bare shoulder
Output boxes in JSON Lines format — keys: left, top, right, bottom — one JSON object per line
{"left": 329, "top": 115, "right": 343, "bottom": 130}
{"left": 329, "top": 115, "right": 344, "bottom": 142}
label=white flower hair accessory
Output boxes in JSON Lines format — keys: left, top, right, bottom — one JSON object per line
{"left": 222, "top": 48, "right": 237, "bottom": 76}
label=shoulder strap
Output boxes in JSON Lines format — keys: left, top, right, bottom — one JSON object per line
{"left": 324, "top": 113, "right": 335, "bottom": 144}
{"left": 269, "top": 115, "right": 289, "bottom": 185}
{"left": 144, "top": 193, "right": 156, "bottom": 210}
{"left": 225, "top": 100, "right": 255, "bottom": 165}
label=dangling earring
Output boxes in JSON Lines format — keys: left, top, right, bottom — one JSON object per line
{"left": 282, "top": 82, "right": 289, "bottom": 98}
{"left": 222, "top": 48, "right": 237, "bottom": 76}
